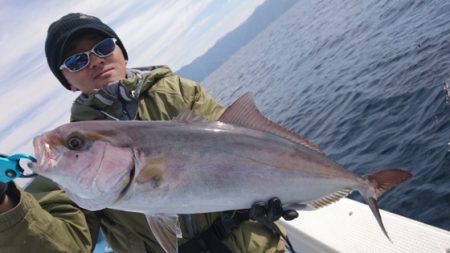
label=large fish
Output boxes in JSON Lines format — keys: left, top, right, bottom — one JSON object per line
{"left": 32, "top": 92, "right": 411, "bottom": 253}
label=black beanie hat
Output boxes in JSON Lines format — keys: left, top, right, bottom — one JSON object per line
{"left": 45, "top": 13, "right": 128, "bottom": 90}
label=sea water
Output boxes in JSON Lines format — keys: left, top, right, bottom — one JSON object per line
{"left": 203, "top": 0, "right": 450, "bottom": 230}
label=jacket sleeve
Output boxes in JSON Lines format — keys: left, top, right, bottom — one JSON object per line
{"left": 0, "top": 176, "right": 99, "bottom": 253}
{"left": 140, "top": 74, "right": 225, "bottom": 121}
{"left": 168, "top": 75, "right": 225, "bottom": 120}
{"left": 180, "top": 77, "right": 225, "bottom": 121}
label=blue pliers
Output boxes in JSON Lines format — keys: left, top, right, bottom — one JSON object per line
{"left": 0, "top": 153, "right": 37, "bottom": 183}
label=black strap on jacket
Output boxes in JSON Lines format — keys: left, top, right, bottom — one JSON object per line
{"left": 179, "top": 216, "right": 233, "bottom": 253}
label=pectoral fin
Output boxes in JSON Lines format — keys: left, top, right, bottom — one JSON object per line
{"left": 146, "top": 214, "right": 182, "bottom": 253}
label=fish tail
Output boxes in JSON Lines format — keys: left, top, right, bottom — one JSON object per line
{"left": 362, "top": 168, "right": 412, "bottom": 241}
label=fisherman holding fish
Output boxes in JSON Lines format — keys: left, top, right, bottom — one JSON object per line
{"left": 0, "top": 13, "right": 299, "bottom": 253}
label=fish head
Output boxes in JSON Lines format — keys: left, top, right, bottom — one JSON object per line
{"left": 32, "top": 121, "right": 135, "bottom": 210}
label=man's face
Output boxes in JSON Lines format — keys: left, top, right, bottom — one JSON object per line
{"left": 62, "top": 34, "right": 127, "bottom": 94}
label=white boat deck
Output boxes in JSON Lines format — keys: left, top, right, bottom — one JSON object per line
{"left": 282, "top": 198, "right": 450, "bottom": 253}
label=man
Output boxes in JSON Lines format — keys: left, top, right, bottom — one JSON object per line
{"left": 0, "top": 13, "right": 297, "bottom": 252}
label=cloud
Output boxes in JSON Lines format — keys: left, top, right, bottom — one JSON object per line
{"left": 0, "top": 0, "right": 264, "bottom": 157}
{"left": 117, "top": 1, "right": 213, "bottom": 68}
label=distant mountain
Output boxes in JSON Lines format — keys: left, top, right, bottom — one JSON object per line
{"left": 176, "top": 0, "right": 298, "bottom": 82}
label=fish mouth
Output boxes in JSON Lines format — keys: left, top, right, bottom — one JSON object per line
{"left": 32, "top": 135, "right": 45, "bottom": 170}
{"left": 32, "top": 134, "right": 60, "bottom": 172}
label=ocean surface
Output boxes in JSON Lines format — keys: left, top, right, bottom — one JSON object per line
{"left": 203, "top": 0, "right": 450, "bottom": 230}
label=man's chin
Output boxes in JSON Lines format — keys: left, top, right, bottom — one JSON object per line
{"left": 95, "top": 77, "right": 121, "bottom": 88}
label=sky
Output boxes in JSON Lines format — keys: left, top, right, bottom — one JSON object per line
{"left": 0, "top": 0, "right": 265, "bottom": 158}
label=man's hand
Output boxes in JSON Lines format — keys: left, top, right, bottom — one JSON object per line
{"left": 0, "top": 182, "right": 7, "bottom": 204}
{"left": 234, "top": 197, "right": 299, "bottom": 227}
{"left": 213, "top": 197, "right": 299, "bottom": 239}
{"left": 0, "top": 182, "right": 12, "bottom": 213}
{"left": 179, "top": 198, "right": 299, "bottom": 252}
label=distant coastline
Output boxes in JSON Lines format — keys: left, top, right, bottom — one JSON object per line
{"left": 175, "top": 0, "right": 298, "bottom": 82}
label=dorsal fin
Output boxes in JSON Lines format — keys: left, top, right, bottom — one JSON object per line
{"left": 220, "top": 92, "right": 323, "bottom": 154}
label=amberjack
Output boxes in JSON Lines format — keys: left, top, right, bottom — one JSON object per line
{"left": 32, "top": 92, "right": 411, "bottom": 253}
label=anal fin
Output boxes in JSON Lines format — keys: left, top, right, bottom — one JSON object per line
{"left": 308, "top": 188, "right": 352, "bottom": 210}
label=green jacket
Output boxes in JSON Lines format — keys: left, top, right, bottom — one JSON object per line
{"left": 0, "top": 66, "right": 287, "bottom": 253}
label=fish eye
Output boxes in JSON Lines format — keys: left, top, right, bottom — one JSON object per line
{"left": 66, "top": 132, "right": 86, "bottom": 151}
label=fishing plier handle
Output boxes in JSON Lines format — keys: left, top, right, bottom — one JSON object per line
{"left": 0, "top": 153, "right": 37, "bottom": 183}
